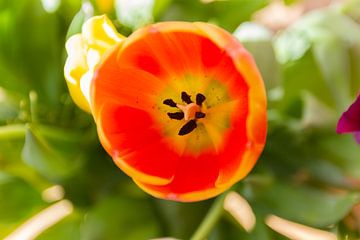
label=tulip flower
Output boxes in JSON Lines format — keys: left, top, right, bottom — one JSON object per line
{"left": 337, "top": 93, "right": 360, "bottom": 144}
{"left": 90, "top": 21, "right": 267, "bottom": 202}
{"left": 64, "top": 15, "right": 125, "bottom": 112}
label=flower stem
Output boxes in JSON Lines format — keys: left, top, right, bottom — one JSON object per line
{"left": 190, "top": 193, "right": 226, "bottom": 240}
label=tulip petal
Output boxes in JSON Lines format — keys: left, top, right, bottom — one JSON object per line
{"left": 64, "top": 15, "right": 125, "bottom": 112}
{"left": 337, "top": 94, "right": 360, "bottom": 133}
{"left": 97, "top": 104, "right": 177, "bottom": 185}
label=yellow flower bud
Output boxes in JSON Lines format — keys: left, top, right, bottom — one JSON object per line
{"left": 64, "top": 15, "right": 125, "bottom": 112}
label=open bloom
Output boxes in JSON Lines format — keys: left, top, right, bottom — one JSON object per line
{"left": 91, "top": 22, "right": 267, "bottom": 202}
{"left": 337, "top": 93, "right": 360, "bottom": 144}
{"left": 64, "top": 15, "right": 125, "bottom": 112}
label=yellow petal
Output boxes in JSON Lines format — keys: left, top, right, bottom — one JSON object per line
{"left": 65, "top": 34, "right": 86, "bottom": 58}
{"left": 64, "top": 34, "right": 90, "bottom": 112}
{"left": 66, "top": 77, "right": 91, "bottom": 112}
{"left": 64, "top": 55, "right": 87, "bottom": 85}
{"left": 64, "top": 15, "right": 126, "bottom": 112}
{"left": 82, "top": 15, "right": 125, "bottom": 52}
{"left": 80, "top": 70, "right": 94, "bottom": 107}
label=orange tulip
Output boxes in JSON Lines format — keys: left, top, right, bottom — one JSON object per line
{"left": 91, "top": 22, "right": 267, "bottom": 202}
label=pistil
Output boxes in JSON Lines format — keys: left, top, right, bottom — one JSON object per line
{"left": 177, "top": 103, "right": 200, "bottom": 121}
{"left": 163, "top": 91, "right": 207, "bottom": 136}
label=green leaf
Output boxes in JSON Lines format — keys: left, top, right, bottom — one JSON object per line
{"left": 207, "top": 0, "right": 270, "bottom": 31}
{"left": 153, "top": 0, "right": 172, "bottom": 19}
{"left": 316, "top": 133, "right": 360, "bottom": 179}
{"left": 21, "top": 125, "right": 83, "bottom": 181}
{"left": 81, "top": 196, "right": 160, "bottom": 240}
{"left": 253, "top": 183, "right": 360, "bottom": 228}
{"left": 66, "top": 7, "right": 86, "bottom": 40}
{"left": 237, "top": 219, "right": 272, "bottom": 240}
{"left": 261, "top": 120, "right": 355, "bottom": 188}
{"left": 313, "top": 36, "right": 352, "bottom": 111}
{"left": 155, "top": 199, "right": 212, "bottom": 239}
{"left": 300, "top": 91, "right": 337, "bottom": 128}
{"left": 160, "top": 0, "right": 269, "bottom": 32}
{"left": 208, "top": 217, "right": 272, "bottom": 240}
{"left": 0, "top": 172, "right": 44, "bottom": 223}
{"left": 274, "top": 8, "right": 360, "bottom": 112}
{"left": 305, "top": 159, "right": 351, "bottom": 189}
{"left": 279, "top": 50, "right": 336, "bottom": 112}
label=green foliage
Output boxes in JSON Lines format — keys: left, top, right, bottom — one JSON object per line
{"left": 252, "top": 182, "right": 360, "bottom": 227}
{"left": 0, "top": 172, "right": 45, "bottom": 222}
{"left": 0, "top": 172, "right": 46, "bottom": 238}
{"left": 22, "top": 125, "right": 84, "bottom": 181}
{"left": 275, "top": 8, "right": 360, "bottom": 111}
{"left": 37, "top": 212, "right": 82, "bottom": 240}
{"left": 156, "top": 199, "right": 212, "bottom": 238}
{"left": 157, "top": 0, "right": 269, "bottom": 31}
{"left": 0, "top": 0, "right": 65, "bottom": 105}
{"left": 66, "top": 8, "right": 87, "bottom": 40}
{"left": 81, "top": 196, "right": 160, "bottom": 239}
{"left": 1, "top": 0, "right": 360, "bottom": 239}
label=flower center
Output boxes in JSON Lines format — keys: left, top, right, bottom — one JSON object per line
{"left": 163, "top": 91, "right": 206, "bottom": 136}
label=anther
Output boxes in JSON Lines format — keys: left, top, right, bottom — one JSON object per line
{"left": 178, "top": 120, "right": 197, "bottom": 136}
{"left": 163, "top": 99, "right": 177, "bottom": 107}
{"left": 163, "top": 92, "right": 207, "bottom": 136}
{"left": 195, "top": 112, "right": 206, "bottom": 119}
{"left": 167, "top": 112, "right": 184, "bottom": 120}
{"left": 181, "top": 91, "right": 192, "bottom": 104}
{"left": 196, "top": 93, "right": 206, "bottom": 106}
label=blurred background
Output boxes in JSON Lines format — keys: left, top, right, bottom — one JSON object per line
{"left": 1, "top": 0, "right": 360, "bottom": 239}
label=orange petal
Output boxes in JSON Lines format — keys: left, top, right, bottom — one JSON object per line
{"left": 97, "top": 104, "right": 177, "bottom": 185}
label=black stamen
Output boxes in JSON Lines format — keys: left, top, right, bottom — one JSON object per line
{"left": 195, "top": 112, "right": 206, "bottom": 119}
{"left": 196, "top": 93, "right": 206, "bottom": 106}
{"left": 163, "top": 99, "right": 177, "bottom": 107}
{"left": 181, "top": 91, "right": 192, "bottom": 104}
{"left": 167, "top": 112, "right": 184, "bottom": 120}
{"left": 178, "top": 120, "right": 197, "bottom": 136}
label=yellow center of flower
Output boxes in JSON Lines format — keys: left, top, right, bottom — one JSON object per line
{"left": 154, "top": 74, "right": 239, "bottom": 155}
